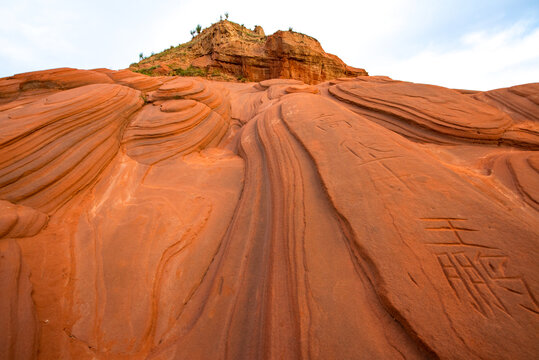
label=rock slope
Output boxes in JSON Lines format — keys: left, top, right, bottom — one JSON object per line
{"left": 0, "top": 68, "right": 538, "bottom": 359}
{"left": 129, "top": 20, "right": 367, "bottom": 84}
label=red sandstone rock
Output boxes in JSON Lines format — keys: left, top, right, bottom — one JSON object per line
{"left": 481, "top": 151, "right": 539, "bottom": 210}
{"left": 93, "top": 68, "right": 167, "bottom": 92}
{"left": 0, "top": 68, "right": 114, "bottom": 104}
{"left": 472, "top": 83, "right": 539, "bottom": 147}
{"left": 0, "top": 69, "right": 538, "bottom": 359}
{"left": 124, "top": 80, "right": 231, "bottom": 164}
{"left": 0, "top": 239, "right": 38, "bottom": 359}
{"left": 130, "top": 21, "right": 368, "bottom": 84}
{"left": 0, "top": 83, "right": 143, "bottom": 213}
{"left": 0, "top": 200, "right": 48, "bottom": 238}
{"left": 327, "top": 77, "right": 513, "bottom": 143}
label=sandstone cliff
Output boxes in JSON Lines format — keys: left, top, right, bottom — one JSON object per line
{"left": 129, "top": 20, "right": 367, "bottom": 84}
{"left": 0, "top": 67, "right": 538, "bottom": 359}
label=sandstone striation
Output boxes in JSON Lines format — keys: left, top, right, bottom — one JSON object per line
{"left": 124, "top": 79, "right": 231, "bottom": 164}
{"left": 0, "top": 201, "right": 48, "bottom": 239}
{"left": 130, "top": 20, "right": 367, "bottom": 84}
{"left": 0, "top": 83, "right": 143, "bottom": 212}
{"left": 0, "top": 67, "right": 538, "bottom": 360}
{"left": 0, "top": 68, "right": 114, "bottom": 105}
{"left": 93, "top": 68, "right": 167, "bottom": 92}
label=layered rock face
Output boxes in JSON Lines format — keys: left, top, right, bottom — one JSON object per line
{"left": 0, "top": 68, "right": 538, "bottom": 359}
{"left": 130, "top": 20, "right": 367, "bottom": 84}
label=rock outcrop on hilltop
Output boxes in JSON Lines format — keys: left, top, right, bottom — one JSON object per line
{"left": 0, "top": 68, "right": 538, "bottom": 359}
{"left": 129, "top": 20, "right": 367, "bottom": 84}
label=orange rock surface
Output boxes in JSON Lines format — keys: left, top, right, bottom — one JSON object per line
{"left": 130, "top": 20, "right": 368, "bottom": 84}
{"left": 0, "top": 69, "right": 538, "bottom": 359}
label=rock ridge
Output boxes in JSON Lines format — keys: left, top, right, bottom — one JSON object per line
{"left": 130, "top": 20, "right": 367, "bottom": 84}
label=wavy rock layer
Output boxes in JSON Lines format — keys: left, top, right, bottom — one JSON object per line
{"left": 94, "top": 68, "right": 168, "bottom": 92}
{"left": 0, "top": 200, "right": 48, "bottom": 239}
{"left": 0, "top": 68, "right": 114, "bottom": 105}
{"left": 472, "top": 83, "right": 539, "bottom": 147}
{"left": 124, "top": 79, "right": 231, "bottom": 164}
{"left": 483, "top": 151, "right": 539, "bottom": 210}
{"left": 327, "top": 77, "right": 514, "bottom": 144}
{"left": 0, "top": 83, "right": 143, "bottom": 212}
{"left": 0, "top": 69, "right": 538, "bottom": 360}
{"left": 280, "top": 93, "right": 538, "bottom": 359}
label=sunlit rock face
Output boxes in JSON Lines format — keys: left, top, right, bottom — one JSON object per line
{"left": 0, "top": 69, "right": 538, "bottom": 360}
{"left": 129, "top": 20, "right": 368, "bottom": 84}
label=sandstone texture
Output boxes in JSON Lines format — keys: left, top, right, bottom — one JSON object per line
{"left": 0, "top": 68, "right": 538, "bottom": 360}
{"left": 129, "top": 20, "right": 367, "bottom": 84}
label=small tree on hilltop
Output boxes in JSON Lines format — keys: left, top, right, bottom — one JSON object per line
{"left": 196, "top": 24, "right": 202, "bottom": 34}
{"left": 139, "top": 52, "right": 144, "bottom": 61}
{"left": 190, "top": 30, "right": 195, "bottom": 38}
{"left": 225, "top": 12, "right": 229, "bottom": 20}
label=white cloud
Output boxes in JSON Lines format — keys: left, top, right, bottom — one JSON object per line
{"left": 380, "top": 21, "right": 539, "bottom": 90}
{"left": 0, "top": 2, "right": 77, "bottom": 71}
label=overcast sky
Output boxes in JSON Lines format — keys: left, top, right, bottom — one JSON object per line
{"left": 1, "top": 0, "right": 538, "bottom": 90}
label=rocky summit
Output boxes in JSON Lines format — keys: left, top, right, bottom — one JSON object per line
{"left": 0, "top": 52, "right": 538, "bottom": 359}
{"left": 129, "top": 20, "right": 367, "bottom": 84}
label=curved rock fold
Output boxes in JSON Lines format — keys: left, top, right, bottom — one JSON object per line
{"left": 0, "top": 68, "right": 537, "bottom": 359}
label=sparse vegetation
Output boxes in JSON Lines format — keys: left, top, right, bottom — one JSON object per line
{"left": 173, "top": 66, "right": 207, "bottom": 77}
{"left": 245, "top": 31, "right": 261, "bottom": 38}
{"left": 133, "top": 65, "right": 207, "bottom": 78}
{"left": 289, "top": 27, "right": 293, "bottom": 32}
{"left": 133, "top": 66, "right": 158, "bottom": 76}
{"left": 132, "top": 18, "right": 309, "bottom": 82}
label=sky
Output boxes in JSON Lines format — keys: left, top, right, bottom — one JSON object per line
{"left": 1, "top": 0, "right": 538, "bottom": 90}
